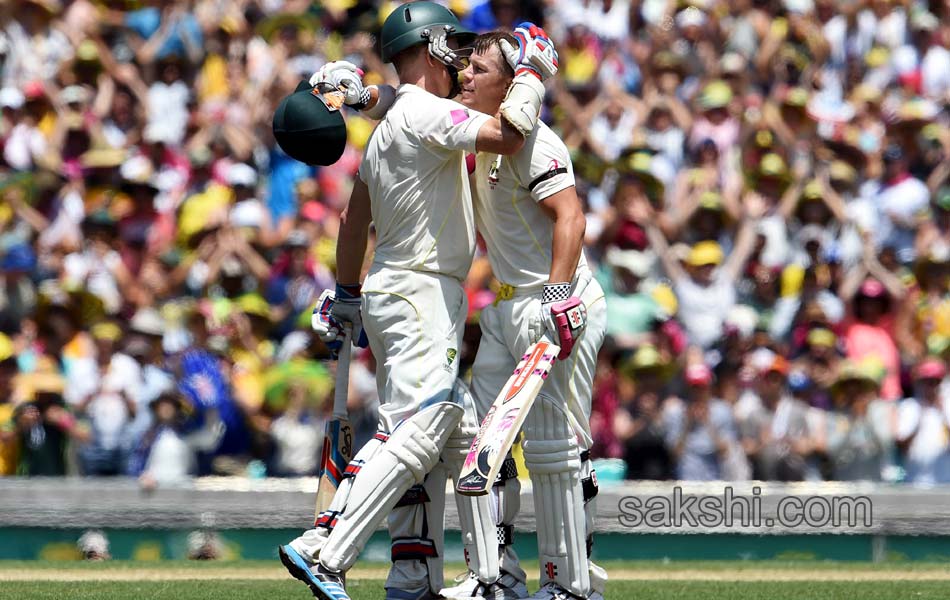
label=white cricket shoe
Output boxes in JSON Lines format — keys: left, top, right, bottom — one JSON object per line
{"left": 527, "top": 582, "right": 604, "bottom": 600}
{"left": 441, "top": 570, "right": 529, "bottom": 599}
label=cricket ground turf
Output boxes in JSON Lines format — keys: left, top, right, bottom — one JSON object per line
{"left": 1, "top": 560, "right": 949, "bottom": 599}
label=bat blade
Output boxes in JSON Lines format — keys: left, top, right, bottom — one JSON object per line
{"left": 314, "top": 417, "right": 353, "bottom": 520}
{"left": 455, "top": 341, "right": 559, "bottom": 496}
{"left": 314, "top": 330, "right": 353, "bottom": 522}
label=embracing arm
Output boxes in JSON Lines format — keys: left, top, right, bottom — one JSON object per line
{"left": 475, "top": 118, "right": 528, "bottom": 156}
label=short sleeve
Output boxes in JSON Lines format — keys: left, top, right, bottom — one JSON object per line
{"left": 514, "top": 127, "right": 575, "bottom": 203}
{"left": 410, "top": 97, "right": 490, "bottom": 154}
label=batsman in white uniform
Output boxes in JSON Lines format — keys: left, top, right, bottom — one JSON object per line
{"left": 440, "top": 32, "right": 608, "bottom": 600}
{"left": 277, "top": 4, "right": 559, "bottom": 600}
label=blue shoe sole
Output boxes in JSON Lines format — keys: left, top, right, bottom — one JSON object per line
{"left": 278, "top": 544, "right": 322, "bottom": 597}
{"left": 279, "top": 544, "right": 352, "bottom": 600}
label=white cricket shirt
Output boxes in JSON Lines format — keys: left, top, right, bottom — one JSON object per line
{"left": 471, "top": 121, "right": 588, "bottom": 288}
{"left": 359, "top": 84, "right": 491, "bottom": 281}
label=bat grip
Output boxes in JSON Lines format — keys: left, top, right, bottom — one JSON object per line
{"left": 332, "top": 328, "right": 352, "bottom": 420}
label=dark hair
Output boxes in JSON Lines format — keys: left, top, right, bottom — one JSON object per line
{"left": 472, "top": 31, "right": 516, "bottom": 78}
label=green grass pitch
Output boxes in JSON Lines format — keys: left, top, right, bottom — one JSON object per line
{"left": 4, "top": 579, "right": 950, "bottom": 599}
{"left": 2, "top": 560, "right": 950, "bottom": 599}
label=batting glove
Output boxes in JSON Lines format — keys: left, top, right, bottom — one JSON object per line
{"left": 312, "top": 286, "right": 369, "bottom": 357}
{"left": 309, "top": 61, "right": 371, "bottom": 109}
{"left": 499, "top": 22, "right": 559, "bottom": 82}
{"left": 538, "top": 282, "right": 587, "bottom": 360}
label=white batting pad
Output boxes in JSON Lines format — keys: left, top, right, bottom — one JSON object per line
{"left": 319, "top": 402, "right": 463, "bottom": 573}
{"left": 522, "top": 395, "right": 591, "bottom": 596}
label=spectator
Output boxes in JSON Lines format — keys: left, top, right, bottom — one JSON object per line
{"left": 896, "top": 248, "right": 950, "bottom": 362}
{"left": 14, "top": 362, "right": 89, "bottom": 476}
{"left": 794, "top": 327, "right": 841, "bottom": 409}
{"left": 71, "top": 321, "right": 140, "bottom": 475}
{"left": 599, "top": 246, "right": 665, "bottom": 346}
{"left": 268, "top": 381, "right": 327, "bottom": 477}
{"left": 817, "top": 359, "right": 895, "bottom": 481}
{"left": 644, "top": 195, "right": 761, "bottom": 349}
{"left": 133, "top": 392, "right": 223, "bottom": 488}
{"left": 613, "top": 345, "right": 674, "bottom": 480}
{"left": 839, "top": 275, "right": 904, "bottom": 400}
{"left": 0, "top": 0, "right": 948, "bottom": 487}
{"left": 663, "top": 363, "right": 742, "bottom": 480}
{"left": 897, "top": 358, "right": 950, "bottom": 484}
{"left": 735, "top": 349, "right": 812, "bottom": 481}
{"left": 875, "top": 144, "right": 930, "bottom": 265}
{"left": 121, "top": 308, "right": 175, "bottom": 462}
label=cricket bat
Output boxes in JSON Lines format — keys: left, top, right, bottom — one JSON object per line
{"left": 314, "top": 331, "right": 354, "bottom": 523}
{"left": 455, "top": 340, "right": 560, "bottom": 496}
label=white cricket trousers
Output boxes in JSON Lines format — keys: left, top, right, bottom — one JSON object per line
{"left": 315, "top": 266, "right": 468, "bottom": 592}
{"left": 470, "top": 273, "right": 607, "bottom": 597}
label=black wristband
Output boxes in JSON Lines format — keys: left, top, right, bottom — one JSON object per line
{"left": 336, "top": 283, "right": 362, "bottom": 299}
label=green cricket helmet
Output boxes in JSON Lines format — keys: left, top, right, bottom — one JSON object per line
{"left": 272, "top": 80, "right": 347, "bottom": 166}
{"left": 380, "top": 1, "right": 474, "bottom": 66}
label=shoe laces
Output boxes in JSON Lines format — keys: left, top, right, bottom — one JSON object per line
{"left": 534, "top": 582, "right": 574, "bottom": 600}
{"left": 315, "top": 563, "right": 346, "bottom": 586}
{"left": 453, "top": 571, "right": 478, "bottom": 584}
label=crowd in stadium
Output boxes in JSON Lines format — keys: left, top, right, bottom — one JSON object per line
{"left": 1, "top": 0, "right": 949, "bottom": 486}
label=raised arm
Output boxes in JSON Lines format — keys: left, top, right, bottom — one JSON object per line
{"left": 641, "top": 199, "right": 688, "bottom": 283}
{"left": 814, "top": 164, "right": 849, "bottom": 223}
{"left": 722, "top": 193, "right": 768, "bottom": 282}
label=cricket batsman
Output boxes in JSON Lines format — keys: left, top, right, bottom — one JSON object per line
{"left": 276, "top": 3, "right": 559, "bottom": 599}
{"left": 440, "top": 32, "right": 608, "bottom": 600}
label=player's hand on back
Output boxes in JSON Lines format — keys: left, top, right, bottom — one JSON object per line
{"left": 309, "top": 60, "right": 371, "bottom": 109}
{"left": 500, "top": 22, "right": 559, "bottom": 82}
{"left": 312, "top": 287, "right": 369, "bottom": 357}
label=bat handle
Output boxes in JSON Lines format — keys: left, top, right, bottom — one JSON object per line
{"left": 333, "top": 328, "right": 352, "bottom": 420}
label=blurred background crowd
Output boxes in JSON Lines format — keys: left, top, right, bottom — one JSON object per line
{"left": 1, "top": 0, "right": 950, "bottom": 487}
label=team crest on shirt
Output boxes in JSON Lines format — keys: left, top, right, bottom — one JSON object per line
{"left": 446, "top": 348, "right": 458, "bottom": 365}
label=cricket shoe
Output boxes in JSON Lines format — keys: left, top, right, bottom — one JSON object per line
{"left": 527, "top": 582, "right": 604, "bottom": 600}
{"left": 384, "top": 586, "right": 444, "bottom": 600}
{"left": 441, "top": 570, "right": 529, "bottom": 599}
{"left": 278, "top": 544, "right": 349, "bottom": 600}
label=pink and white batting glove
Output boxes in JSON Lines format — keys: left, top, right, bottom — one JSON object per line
{"left": 499, "top": 22, "right": 559, "bottom": 82}
{"left": 540, "top": 282, "right": 587, "bottom": 360}
{"left": 309, "top": 60, "right": 371, "bottom": 109}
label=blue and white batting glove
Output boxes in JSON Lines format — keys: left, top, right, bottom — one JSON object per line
{"left": 499, "top": 22, "right": 559, "bottom": 82}
{"left": 309, "top": 60, "right": 371, "bottom": 109}
{"left": 312, "top": 285, "right": 368, "bottom": 357}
